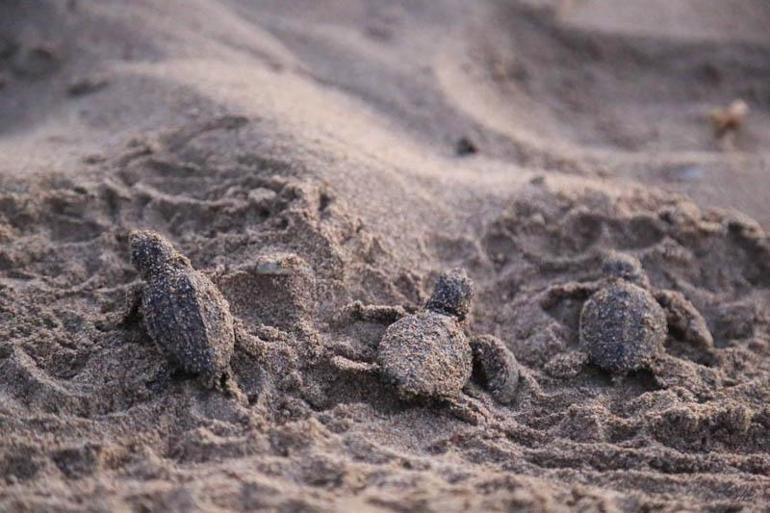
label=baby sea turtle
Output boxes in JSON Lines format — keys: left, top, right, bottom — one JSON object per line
{"left": 544, "top": 251, "right": 713, "bottom": 374}
{"left": 332, "top": 269, "right": 520, "bottom": 423}
{"left": 125, "top": 230, "right": 238, "bottom": 393}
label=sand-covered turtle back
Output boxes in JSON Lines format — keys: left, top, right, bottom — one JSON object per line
{"left": 579, "top": 280, "right": 666, "bottom": 373}
{"left": 377, "top": 311, "right": 472, "bottom": 400}
{"left": 130, "top": 230, "right": 235, "bottom": 386}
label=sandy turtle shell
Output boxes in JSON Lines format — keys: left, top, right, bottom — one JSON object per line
{"left": 377, "top": 311, "right": 472, "bottom": 400}
{"left": 142, "top": 270, "right": 234, "bottom": 383}
{"left": 131, "top": 230, "right": 235, "bottom": 386}
{"left": 579, "top": 280, "right": 666, "bottom": 373}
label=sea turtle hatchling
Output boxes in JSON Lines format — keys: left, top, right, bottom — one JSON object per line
{"left": 331, "top": 269, "right": 520, "bottom": 423}
{"left": 544, "top": 251, "right": 713, "bottom": 374}
{"left": 124, "top": 229, "right": 240, "bottom": 394}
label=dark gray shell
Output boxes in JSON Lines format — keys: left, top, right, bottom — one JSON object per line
{"left": 377, "top": 311, "right": 472, "bottom": 400}
{"left": 142, "top": 267, "right": 234, "bottom": 384}
{"left": 579, "top": 280, "right": 666, "bottom": 373}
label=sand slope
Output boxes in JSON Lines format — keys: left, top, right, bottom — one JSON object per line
{"left": 1, "top": 1, "right": 770, "bottom": 511}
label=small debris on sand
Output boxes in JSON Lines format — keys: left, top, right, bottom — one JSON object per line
{"left": 455, "top": 136, "right": 478, "bottom": 156}
{"left": 709, "top": 99, "right": 749, "bottom": 138}
{"left": 68, "top": 75, "right": 109, "bottom": 97}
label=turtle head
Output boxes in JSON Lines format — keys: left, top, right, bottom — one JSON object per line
{"left": 426, "top": 268, "right": 474, "bottom": 321}
{"left": 602, "top": 251, "right": 648, "bottom": 286}
{"left": 129, "top": 230, "right": 189, "bottom": 278}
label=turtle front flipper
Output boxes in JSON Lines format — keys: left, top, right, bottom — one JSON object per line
{"left": 539, "top": 280, "right": 601, "bottom": 311}
{"left": 654, "top": 289, "right": 714, "bottom": 351}
{"left": 96, "top": 281, "right": 145, "bottom": 331}
{"left": 336, "top": 301, "right": 409, "bottom": 325}
{"left": 119, "top": 281, "right": 145, "bottom": 326}
{"left": 470, "top": 335, "right": 520, "bottom": 405}
{"left": 329, "top": 355, "right": 380, "bottom": 375}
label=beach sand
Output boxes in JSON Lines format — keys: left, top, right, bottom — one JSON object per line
{"left": 1, "top": 1, "right": 770, "bottom": 511}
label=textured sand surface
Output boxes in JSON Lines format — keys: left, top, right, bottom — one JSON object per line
{"left": 1, "top": 1, "right": 770, "bottom": 512}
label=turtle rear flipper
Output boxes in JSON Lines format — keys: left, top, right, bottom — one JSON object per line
{"left": 200, "top": 367, "right": 247, "bottom": 404}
